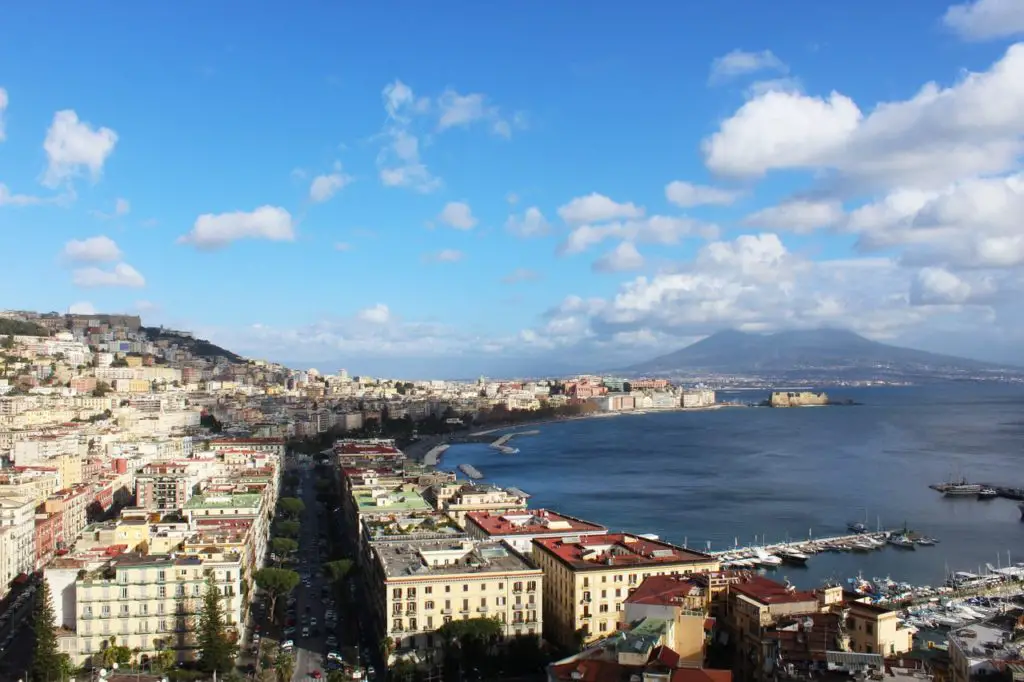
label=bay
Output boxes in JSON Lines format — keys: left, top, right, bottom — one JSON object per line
{"left": 436, "top": 384, "right": 1024, "bottom": 589}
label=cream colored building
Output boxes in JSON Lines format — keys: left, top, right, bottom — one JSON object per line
{"left": 72, "top": 552, "right": 243, "bottom": 666}
{"left": 0, "top": 495, "right": 38, "bottom": 581}
{"left": 531, "top": 533, "right": 720, "bottom": 649}
{"left": 846, "top": 599, "right": 914, "bottom": 656}
{"left": 427, "top": 483, "right": 529, "bottom": 527}
{"left": 368, "top": 538, "right": 543, "bottom": 656}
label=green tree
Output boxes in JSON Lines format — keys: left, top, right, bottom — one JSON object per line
{"left": 274, "top": 520, "right": 301, "bottom": 537}
{"left": 154, "top": 648, "right": 176, "bottom": 672}
{"left": 271, "top": 537, "right": 299, "bottom": 558}
{"left": 196, "top": 575, "right": 238, "bottom": 673}
{"left": 439, "top": 617, "right": 504, "bottom": 678}
{"left": 323, "top": 559, "right": 353, "bottom": 583}
{"left": 274, "top": 650, "right": 295, "bottom": 682}
{"left": 92, "top": 380, "right": 112, "bottom": 397}
{"left": 30, "top": 580, "right": 72, "bottom": 681}
{"left": 278, "top": 497, "right": 305, "bottom": 518}
{"left": 254, "top": 568, "right": 300, "bottom": 624}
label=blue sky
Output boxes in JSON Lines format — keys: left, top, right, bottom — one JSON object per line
{"left": 2, "top": 1, "right": 1024, "bottom": 377}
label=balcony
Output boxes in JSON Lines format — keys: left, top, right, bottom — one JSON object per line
{"left": 512, "top": 604, "right": 524, "bottom": 610}
{"left": 441, "top": 609, "right": 452, "bottom": 615}
{"left": 476, "top": 606, "right": 488, "bottom": 613}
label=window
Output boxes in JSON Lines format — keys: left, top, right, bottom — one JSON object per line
{"left": 445, "top": 585, "right": 451, "bottom": 593}
{"left": 480, "top": 598, "right": 487, "bottom": 607}
{"left": 393, "top": 588, "right": 403, "bottom": 599}
{"left": 141, "top": 604, "right": 148, "bottom": 615}
{"left": 866, "top": 623, "right": 874, "bottom": 635}
{"left": 425, "top": 601, "right": 434, "bottom": 610}
{"left": 407, "top": 587, "right": 416, "bottom": 598}
{"left": 498, "top": 582, "right": 504, "bottom": 590}
{"left": 582, "top": 578, "right": 589, "bottom": 588}
{"left": 393, "top": 603, "right": 402, "bottom": 615}
{"left": 462, "top": 584, "right": 468, "bottom": 592}
{"left": 120, "top": 587, "right": 128, "bottom": 599}
{"left": 101, "top": 605, "right": 110, "bottom": 615}
{"left": 600, "top": 590, "right": 606, "bottom": 598}
{"left": 462, "top": 599, "right": 469, "bottom": 611}
{"left": 424, "top": 586, "right": 432, "bottom": 595}
{"left": 157, "top": 603, "right": 165, "bottom": 614}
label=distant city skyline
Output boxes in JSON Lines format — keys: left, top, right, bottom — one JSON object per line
{"left": 2, "top": 2, "right": 1024, "bottom": 375}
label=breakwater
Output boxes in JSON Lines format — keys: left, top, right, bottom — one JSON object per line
{"left": 422, "top": 444, "right": 449, "bottom": 466}
{"left": 458, "top": 463, "right": 483, "bottom": 480}
{"left": 489, "top": 430, "right": 539, "bottom": 455}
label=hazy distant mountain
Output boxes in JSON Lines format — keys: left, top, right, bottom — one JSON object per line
{"left": 627, "top": 328, "right": 1018, "bottom": 378}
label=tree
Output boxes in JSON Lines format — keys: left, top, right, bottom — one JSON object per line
{"left": 254, "top": 568, "right": 300, "bottom": 624}
{"left": 323, "top": 559, "right": 353, "bottom": 583}
{"left": 196, "top": 575, "right": 238, "bottom": 673}
{"left": 274, "top": 650, "right": 295, "bottom": 682}
{"left": 274, "top": 520, "right": 301, "bottom": 537}
{"left": 154, "top": 648, "right": 176, "bottom": 672}
{"left": 30, "top": 580, "right": 72, "bottom": 681}
{"left": 439, "top": 617, "right": 504, "bottom": 678}
{"left": 278, "top": 497, "right": 305, "bottom": 518}
{"left": 92, "top": 380, "right": 111, "bottom": 397}
{"left": 271, "top": 537, "right": 299, "bottom": 558}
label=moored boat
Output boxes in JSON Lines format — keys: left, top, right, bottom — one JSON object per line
{"left": 888, "top": 534, "right": 916, "bottom": 549}
{"left": 847, "top": 521, "right": 868, "bottom": 534}
{"left": 977, "top": 488, "right": 998, "bottom": 499}
{"left": 779, "top": 549, "right": 809, "bottom": 566}
{"left": 944, "top": 479, "right": 983, "bottom": 496}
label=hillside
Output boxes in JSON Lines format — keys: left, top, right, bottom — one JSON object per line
{"left": 141, "top": 327, "right": 245, "bottom": 363}
{"left": 627, "top": 329, "right": 1017, "bottom": 380}
{"left": 0, "top": 319, "right": 50, "bottom": 337}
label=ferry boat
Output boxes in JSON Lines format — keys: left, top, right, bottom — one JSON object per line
{"left": 977, "top": 488, "right": 999, "bottom": 499}
{"left": 944, "top": 479, "right": 983, "bottom": 496}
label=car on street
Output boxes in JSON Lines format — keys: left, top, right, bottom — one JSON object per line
{"left": 281, "top": 639, "right": 294, "bottom": 650}
{"left": 284, "top": 626, "right": 296, "bottom": 636}
{"left": 301, "top": 626, "right": 310, "bottom": 638}
{"left": 310, "top": 617, "right": 317, "bottom": 626}
{"left": 326, "top": 635, "right": 338, "bottom": 648}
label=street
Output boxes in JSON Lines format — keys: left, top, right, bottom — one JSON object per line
{"left": 291, "top": 463, "right": 326, "bottom": 681}
{"left": 0, "top": 577, "right": 38, "bottom": 680}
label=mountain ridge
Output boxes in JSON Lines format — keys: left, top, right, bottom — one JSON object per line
{"left": 626, "top": 328, "right": 1018, "bottom": 378}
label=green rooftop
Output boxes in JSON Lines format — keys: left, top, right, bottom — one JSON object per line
{"left": 614, "top": 617, "right": 671, "bottom": 654}
{"left": 185, "top": 493, "right": 262, "bottom": 509}
{"left": 354, "top": 489, "right": 429, "bottom": 514}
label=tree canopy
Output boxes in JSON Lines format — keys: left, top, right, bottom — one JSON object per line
{"left": 254, "top": 568, "right": 300, "bottom": 623}
{"left": 30, "top": 580, "right": 73, "bottom": 681}
{"left": 274, "top": 520, "right": 301, "bottom": 537}
{"left": 271, "top": 537, "right": 299, "bottom": 557}
{"left": 278, "top": 497, "right": 305, "bottom": 518}
{"left": 196, "top": 575, "right": 238, "bottom": 673}
{"left": 323, "top": 559, "right": 353, "bottom": 583}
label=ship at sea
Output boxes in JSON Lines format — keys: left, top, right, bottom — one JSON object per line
{"left": 943, "top": 478, "right": 983, "bottom": 496}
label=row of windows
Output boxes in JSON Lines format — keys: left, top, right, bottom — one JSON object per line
{"left": 391, "top": 594, "right": 536, "bottom": 614}
{"left": 391, "top": 580, "right": 537, "bottom": 599}
{"left": 390, "top": 610, "right": 538, "bottom": 631}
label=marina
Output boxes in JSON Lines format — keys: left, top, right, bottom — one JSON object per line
{"left": 929, "top": 480, "right": 1024, "bottom": 501}
{"left": 708, "top": 528, "right": 940, "bottom": 569}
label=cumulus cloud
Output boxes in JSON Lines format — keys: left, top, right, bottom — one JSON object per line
{"left": 42, "top": 110, "right": 118, "bottom": 187}
{"left": 423, "top": 249, "right": 464, "bottom": 263}
{"left": 557, "top": 193, "right": 645, "bottom": 224}
{"left": 593, "top": 242, "right": 645, "bottom": 273}
{"left": 910, "top": 267, "right": 997, "bottom": 306}
{"left": 377, "top": 80, "right": 442, "bottom": 193}
{"left": 67, "top": 301, "right": 96, "bottom": 315}
{"left": 437, "top": 201, "right": 477, "bottom": 230}
{"left": 743, "top": 200, "right": 844, "bottom": 233}
{"left": 505, "top": 207, "right": 550, "bottom": 237}
{"left": 559, "top": 215, "right": 718, "bottom": 255}
{"left": 703, "top": 43, "right": 1024, "bottom": 190}
{"left": 0, "top": 183, "right": 51, "bottom": 207}
{"left": 944, "top": 0, "right": 1024, "bottom": 41}
{"left": 309, "top": 163, "right": 353, "bottom": 202}
{"left": 357, "top": 303, "right": 391, "bottom": 324}
{"left": 665, "top": 180, "right": 741, "bottom": 207}
{"left": 179, "top": 206, "right": 295, "bottom": 249}
{"left": 62, "top": 235, "right": 122, "bottom": 263}
{"left": 72, "top": 263, "right": 145, "bottom": 288}
{"left": 709, "top": 49, "right": 787, "bottom": 84}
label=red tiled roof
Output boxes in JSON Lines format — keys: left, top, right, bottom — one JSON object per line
{"left": 625, "top": 574, "right": 704, "bottom": 607}
{"left": 651, "top": 645, "right": 680, "bottom": 668}
{"left": 548, "top": 660, "right": 621, "bottom": 682}
{"left": 731, "top": 574, "right": 817, "bottom": 605}
{"left": 534, "top": 533, "right": 715, "bottom": 570}
{"left": 465, "top": 510, "right": 606, "bottom": 537}
{"left": 671, "top": 669, "right": 732, "bottom": 682}
{"left": 336, "top": 443, "right": 401, "bottom": 455}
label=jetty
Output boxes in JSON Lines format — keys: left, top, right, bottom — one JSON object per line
{"left": 422, "top": 444, "right": 449, "bottom": 466}
{"left": 709, "top": 529, "right": 933, "bottom": 567}
{"left": 458, "top": 463, "right": 483, "bottom": 480}
{"left": 929, "top": 481, "right": 1024, "bottom": 501}
{"left": 489, "top": 430, "right": 539, "bottom": 455}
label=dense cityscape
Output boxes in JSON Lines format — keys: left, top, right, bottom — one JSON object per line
{"left": 0, "top": 311, "right": 1020, "bottom": 682}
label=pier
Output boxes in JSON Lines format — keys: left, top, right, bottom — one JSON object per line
{"left": 458, "top": 463, "right": 484, "bottom": 480}
{"left": 422, "top": 444, "right": 449, "bottom": 466}
{"left": 708, "top": 529, "right": 929, "bottom": 566}
{"left": 489, "top": 430, "right": 539, "bottom": 455}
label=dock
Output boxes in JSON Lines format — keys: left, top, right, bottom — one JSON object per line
{"left": 929, "top": 482, "right": 1024, "bottom": 500}
{"left": 458, "top": 463, "right": 483, "bottom": 480}
{"left": 708, "top": 529, "right": 931, "bottom": 566}
{"left": 423, "top": 444, "right": 449, "bottom": 466}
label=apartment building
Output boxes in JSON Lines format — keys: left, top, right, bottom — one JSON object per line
{"left": 845, "top": 598, "right": 914, "bottom": 656}
{"left": 208, "top": 437, "right": 286, "bottom": 459}
{"left": 532, "top": 533, "right": 720, "bottom": 649}
{"left": 72, "top": 552, "right": 244, "bottom": 665}
{"left": 0, "top": 495, "right": 38, "bottom": 582}
{"left": 624, "top": 574, "right": 718, "bottom": 666}
{"left": 464, "top": 509, "right": 607, "bottom": 554}
{"left": 426, "top": 483, "right": 530, "bottom": 527}
{"left": 367, "top": 539, "right": 543, "bottom": 656}
{"left": 135, "top": 463, "right": 195, "bottom": 511}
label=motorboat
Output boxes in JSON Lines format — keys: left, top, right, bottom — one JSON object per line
{"left": 754, "top": 549, "right": 783, "bottom": 567}
{"left": 778, "top": 549, "right": 809, "bottom": 566}
{"left": 888, "top": 535, "right": 916, "bottom": 549}
{"left": 915, "top": 537, "right": 937, "bottom": 546}
{"left": 847, "top": 521, "right": 868, "bottom": 534}
{"left": 977, "top": 488, "right": 999, "bottom": 499}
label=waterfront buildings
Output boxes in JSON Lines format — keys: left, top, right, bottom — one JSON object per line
{"left": 464, "top": 509, "right": 606, "bottom": 554}
{"left": 531, "top": 533, "right": 720, "bottom": 649}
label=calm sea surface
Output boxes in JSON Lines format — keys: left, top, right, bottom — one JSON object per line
{"left": 438, "top": 384, "right": 1024, "bottom": 589}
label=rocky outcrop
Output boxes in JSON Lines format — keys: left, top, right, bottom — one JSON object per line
{"left": 769, "top": 391, "right": 829, "bottom": 407}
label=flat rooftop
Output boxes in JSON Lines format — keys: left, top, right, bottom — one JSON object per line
{"left": 335, "top": 440, "right": 402, "bottom": 456}
{"left": 626, "top": 574, "right": 705, "bottom": 607}
{"left": 534, "top": 533, "right": 716, "bottom": 570}
{"left": 731, "top": 574, "right": 818, "bottom": 605}
{"left": 465, "top": 509, "right": 606, "bottom": 537}
{"left": 354, "top": 489, "right": 430, "bottom": 514}
{"left": 185, "top": 493, "right": 262, "bottom": 509}
{"left": 375, "top": 539, "right": 540, "bottom": 579}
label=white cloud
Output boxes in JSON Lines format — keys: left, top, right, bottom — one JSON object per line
{"left": 505, "top": 207, "right": 550, "bottom": 237}
{"left": 502, "top": 268, "right": 541, "bottom": 284}
{"left": 424, "top": 249, "right": 464, "bottom": 263}
{"left": 704, "top": 44, "right": 1024, "bottom": 190}
{"left": 745, "top": 77, "right": 804, "bottom": 99}
{"left": 62, "top": 235, "right": 122, "bottom": 263}
{"left": 378, "top": 81, "right": 441, "bottom": 193}
{"left": 67, "top": 301, "right": 96, "bottom": 315}
{"left": 944, "top": 0, "right": 1024, "bottom": 41}
{"left": 559, "top": 215, "right": 718, "bottom": 255}
{"left": 179, "top": 206, "right": 295, "bottom": 249}
{"left": 709, "top": 49, "right": 787, "bottom": 84}
{"left": 42, "top": 110, "right": 118, "bottom": 187}
{"left": 437, "top": 201, "right": 477, "bottom": 230}
{"left": 357, "top": 303, "right": 391, "bottom": 324}
{"left": 334, "top": 242, "right": 353, "bottom": 252}
{"left": 557, "top": 193, "right": 645, "bottom": 224}
{"left": 664, "top": 180, "right": 741, "bottom": 207}
{"left": 309, "top": 164, "right": 353, "bottom": 202}
{"left": 436, "top": 88, "right": 518, "bottom": 138}
{"left": 0, "top": 88, "right": 7, "bottom": 142}
{"left": 910, "top": 267, "right": 997, "bottom": 306}
{"left": 0, "top": 183, "right": 50, "bottom": 207}
{"left": 72, "top": 262, "right": 145, "bottom": 288}
{"left": 593, "top": 242, "right": 645, "bottom": 273}
{"left": 743, "top": 200, "right": 844, "bottom": 233}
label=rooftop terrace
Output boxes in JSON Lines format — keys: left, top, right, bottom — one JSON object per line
{"left": 354, "top": 488, "right": 429, "bottom": 514}
{"left": 375, "top": 539, "right": 539, "bottom": 579}
{"left": 534, "top": 533, "right": 716, "bottom": 570}
{"left": 466, "top": 509, "right": 605, "bottom": 537}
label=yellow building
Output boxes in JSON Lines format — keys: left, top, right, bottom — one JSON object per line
{"left": 531, "top": 533, "right": 719, "bottom": 649}
{"left": 73, "top": 552, "right": 243, "bottom": 666}
{"left": 426, "top": 483, "right": 529, "bottom": 527}
{"left": 846, "top": 599, "right": 915, "bottom": 656}
{"left": 367, "top": 538, "right": 543, "bottom": 657}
